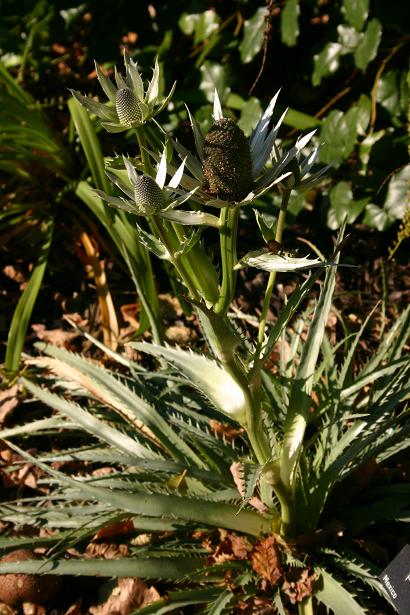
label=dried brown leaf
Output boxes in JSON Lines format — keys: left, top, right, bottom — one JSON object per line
{"left": 281, "top": 567, "right": 318, "bottom": 604}
{"left": 93, "top": 520, "right": 134, "bottom": 542}
{"left": 0, "top": 385, "right": 19, "bottom": 425}
{"left": 86, "top": 543, "right": 128, "bottom": 560}
{"left": 89, "top": 578, "right": 160, "bottom": 615}
{"left": 31, "top": 324, "right": 79, "bottom": 348}
{"left": 251, "top": 536, "right": 282, "bottom": 587}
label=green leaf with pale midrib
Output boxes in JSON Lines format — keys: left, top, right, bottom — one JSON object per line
{"left": 32, "top": 344, "right": 205, "bottom": 468}
{"left": 0, "top": 557, "right": 206, "bottom": 579}
{"left": 22, "top": 378, "right": 157, "bottom": 460}
{"left": 315, "top": 567, "right": 368, "bottom": 615}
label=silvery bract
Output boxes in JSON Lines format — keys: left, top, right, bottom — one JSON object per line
{"left": 70, "top": 52, "right": 175, "bottom": 133}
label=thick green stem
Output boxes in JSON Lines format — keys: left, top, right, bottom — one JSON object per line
{"left": 223, "top": 357, "right": 271, "bottom": 466}
{"left": 135, "top": 127, "right": 155, "bottom": 176}
{"left": 214, "top": 205, "right": 239, "bottom": 315}
{"left": 298, "top": 597, "right": 314, "bottom": 615}
{"left": 150, "top": 216, "right": 200, "bottom": 301}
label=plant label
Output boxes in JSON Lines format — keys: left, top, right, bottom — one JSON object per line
{"left": 379, "top": 544, "right": 410, "bottom": 614}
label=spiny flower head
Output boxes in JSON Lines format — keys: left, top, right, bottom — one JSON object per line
{"left": 171, "top": 90, "right": 328, "bottom": 208}
{"left": 94, "top": 147, "right": 197, "bottom": 218}
{"left": 133, "top": 175, "right": 165, "bottom": 215}
{"left": 70, "top": 52, "right": 175, "bottom": 133}
{"left": 202, "top": 118, "right": 253, "bottom": 202}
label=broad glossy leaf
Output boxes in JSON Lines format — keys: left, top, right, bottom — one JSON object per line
{"left": 179, "top": 10, "right": 220, "bottom": 45}
{"left": 343, "top": 0, "right": 369, "bottom": 31}
{"left": 239, "top": 7, "right": 266, "bottom": 64}
{"left": 199, "top": 61, "right": 230, "bottom": 104}
{"left": 384, "top": 164, "right": 410, "bottom": 219}
{"left": 337, "top": 24, "right": 361, "bottom": 50}
{"left": 280, "top": 0, "right": 300, "bottom": 47}
{"left": 354, "top": 19, "right": 382, "bottom": 71}
{"left": 362, "top": 203, "right": 394, "bottom": 231}
{"left": 327, "top": 181, "right": 368, "bottom": 229}
{"left": 238, "top": 97, "right": 263, "bottom": 137}
{"left": 312, "top": 43, "right": 342, "bottom": 86}
{"left": 319, "top": 109, "right": 358, "bottom": 166}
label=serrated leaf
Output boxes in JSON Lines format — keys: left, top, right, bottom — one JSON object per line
{"left": 235, "top": 248, "right": 330, "bottom": 273}
{"left": 239, "top": 7, "right": 266, "bottom": 64}
{"left": 343, "top": 0, "right": 369, "bottom": 31}
{"left": 0, "top": 556, "right": 204, "bottom": 580}
{"left": 354, "top": 19, "right": 382, "bottom": 71}
{"left": 131, "top": 343, "right": 249, "bottom": 424}
{"left": 315, "top": 568, "right": 368, "bottom": 614}
{"left": 135, "top": 588, "right": 224, "bottom": 614}
{"left": 281, "top": 0, "right": 300, "bottom": 47}
{"left": 22, "top": 378, "right": 156, "bottom": 460}
{"left": 159, "top": 210, "right": 220, "bottom": 227}
{"left": 135, "top": 224, "right": 170, "bottom": 259}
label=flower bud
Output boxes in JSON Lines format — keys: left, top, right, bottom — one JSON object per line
{"left": 116, "top": 88, "right": 143, "bottom": 126}
{"left": 202, "top": 118, "right": 253, "bottom": 202}
{"left": 134, "top": 175, "right": 165, "bottom": 215}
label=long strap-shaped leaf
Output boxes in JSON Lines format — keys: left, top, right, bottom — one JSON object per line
{"left": 132, "top": 588, "right": 225, "bottom": 614}
{"left": 5, "top": 220, "right": 53, "bottom": 373}
{"left": 0, "top": 557, "right": 205, "bottom": 580}
{"left": 4, "top": 442, "right": 272, "bottom": 537}
{"left": 29, "top": 344, "right": 206, "bottom": 468}
{"left": 131, "top": 342, "right": 249, "bottom": 424}
{"left": 280, "top": 229, "right": 341, "bottom": 497}
{"left": 22, "top": 378, "right": 157, "bottom": 460}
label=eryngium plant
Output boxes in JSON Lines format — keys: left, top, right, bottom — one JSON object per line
{"left": 1, "top": 55, "right": 409, "bottom": 615}
{"left": 202, "top": 118, "right": 253, "bottom": 202}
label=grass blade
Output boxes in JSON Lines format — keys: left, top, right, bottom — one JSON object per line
{"left": 5, "top": 220, "right": 53, "bottom": 373}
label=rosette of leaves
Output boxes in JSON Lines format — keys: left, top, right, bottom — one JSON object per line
{"left": 0, "top": 298, "right": 409, "bottom": 613}
{"left": 70, "top": 52, "right": 175, "bottom": 133}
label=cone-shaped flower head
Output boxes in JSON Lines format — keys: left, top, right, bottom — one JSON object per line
{"left": 115, "top": 88, "right": 143, "bottom": 126}
{"left": 70, "top": 52, "right": 175, "bottom": 133}
{"left": 171, "top": 89, "right": 327, "bottom": 208}
{"left": 202, "top": 118, "right": 253, "bottom": 202}
{"left": 133, "top": 175, "right": 165, "bottom": 215}
{"left": 94, "top": 147, "right": 198, "bottom": 219}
